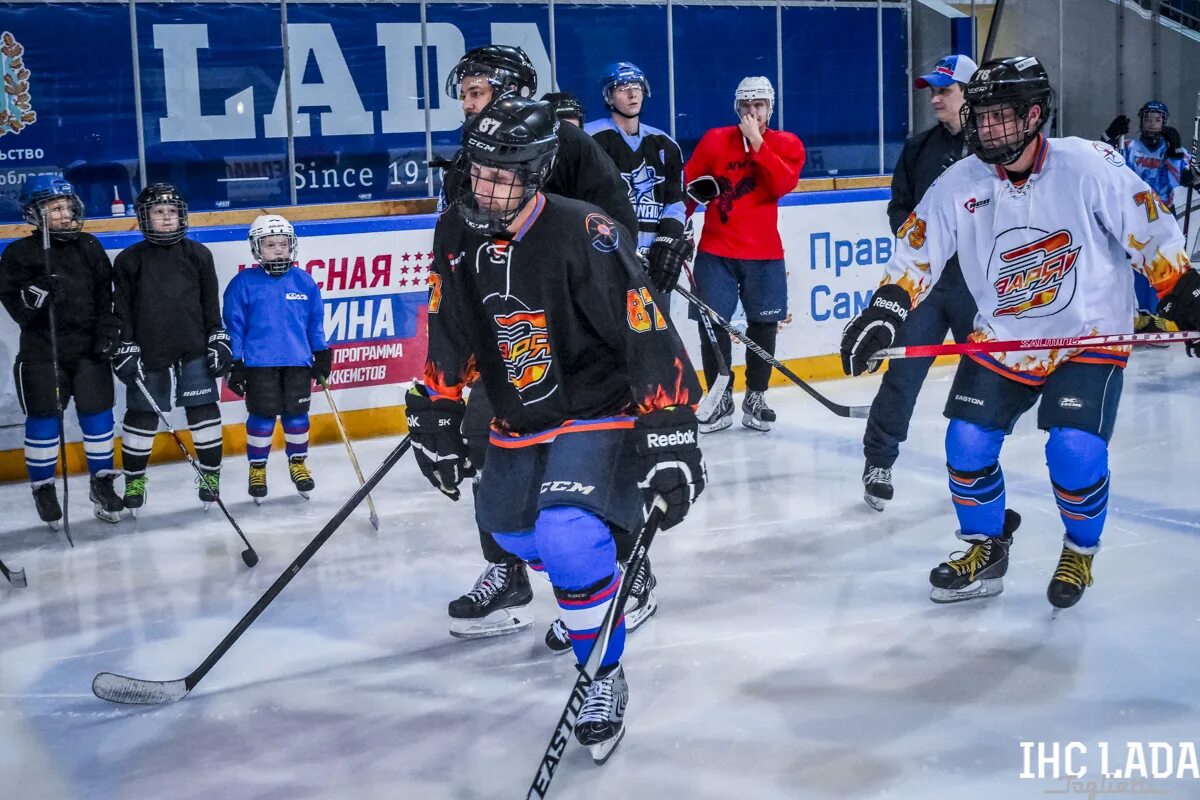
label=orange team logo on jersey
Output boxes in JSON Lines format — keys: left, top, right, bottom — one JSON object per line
{"left": 992, "top": 229, "right": 1081, "bottom": 318}
{"left": 494, "top": 310, "right": 554, "bottom": 397}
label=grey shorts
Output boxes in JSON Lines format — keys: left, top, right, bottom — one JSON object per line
{"left": 126, "top": 356, "right": 218, "bottom": 413}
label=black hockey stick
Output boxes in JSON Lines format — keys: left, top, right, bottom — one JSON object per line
{"left": 92, "top": 435, "right": 411, "bottom": 705}
{"left": 681, "top": 262, "right": 731, "bottom": 421}
{"left": 39, "top": 211, "right": 72, "bottom": 547}
{"left": 527, "top": 496, "right": 667, "bottom": 799}
{"left": 0, "top": 557, "right": 27, "bottom": 588}
{"left": 673, "top": 284, "right": 870, "bottom": 419}
{"left": 133, "top": 377, "right": 258, "bottom": 568}
{"left": 1183, "top": 91, "right": 1199, "bottom": 239}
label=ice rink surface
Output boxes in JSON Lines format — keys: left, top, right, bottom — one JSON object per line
{"left": 2, "top": 349, "right": 1199, "bottom": 800}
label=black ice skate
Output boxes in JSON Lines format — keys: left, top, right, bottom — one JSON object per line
{"left": 248, "top": 462, "right": 268, "bottom": 504}
{"left": 197, "top": 469, "right": 220, "bottom": 510}
{"left": 862, "top": 463, "right": 894, "bottom": 512}
{"left": 123, "top": 475, "right": 147, "bottom": 518}
{"left": 575, "top": 663, "right": 629, "bottom": 764}
{"left": 546, "top": 558, "right": 658, "bottom": 655}
{"left": 929, "top": 509, "right": 1021, "bottom": 603}
{"left": 698, "top": 389, "right": 734, "bottom": 434}
{"left": 1047, "top": 539, "right": 1096, "bottom": 611}
{"left": 288, "top": 456, "right": 315, "bottom": 499}
{"left": 32, "top": 480, "right": 62, "bottom": 530}
{"left": 90, "top": 471, "right": 124, "bottom": 524}
{"left": 741, "top": 390, "right": 776, "bottom": 432}
{"left": 448, "top": 559, "right": 534, "bottom": 639}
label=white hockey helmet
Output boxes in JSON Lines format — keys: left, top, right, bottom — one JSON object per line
{"left": 249, "top": 214, "right": 298, "bottom": 276}
{"left": 734, "top": 76, "right": 775, "bottom": 121}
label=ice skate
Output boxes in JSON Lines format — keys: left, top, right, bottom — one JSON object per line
{"left": 448, "top": 559, "right": 534, "bottom": 639}
{"left": 32, "top": 480, "right": 62, "bottom": 530}
{"left": 288, "top": 456, "right": 314, "bottom": 499}
{"left": 575, "top": 663, "right": 629, "bottom": 764}
{"left": 698, "top": 388, "right": 734, "bottom": 434}
{"left": 545, "top": 557, "right": 658, "bottom": 655}
{"left": 89, "top": 471, "right": 124, "bottom": 524}
{"left": 1047, "top": 539, "right": 1096, "bottom": 612}
{"left": 123, "top": 475, "right": 148, "bottom": 518}
{"left": 929, "top": 509, "right": 1021, "bottom": 603}
{"left": 741, "top": 390, "right": 776, "bottom": 432}
{"left": 248, "top": 462, "right": 267, "bottom": 504}
{"left": 862, "top": 463, "right": 894, "bottom": 512}
{"left": 197, "top": 469, "right": 220, "bottom": 511}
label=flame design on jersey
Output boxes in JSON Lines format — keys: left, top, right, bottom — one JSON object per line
{"left": 494, "top": 310, "right": 554, "bottom": 398}
{"left": 424, "top": 358, "right": 478, "bottom": 401}
{"left": 636, "top": 357, "right": 696, "bottom": 413}
{"left": 1139, "top": 249, "right": 1191, "bottom": 295}
{"left": 891, "top": 269, "right": 930, "bottom": 306}
{"left": 993, "top": 229, "right": 1081, "bottom": 318}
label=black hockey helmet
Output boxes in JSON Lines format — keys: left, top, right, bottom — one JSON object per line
{"left": 452, "top": 95, "right": 559, "bottom": 235}
{"left": 541, "top": 91, "right": 585, "bottom": 124}
{"left": 135, "top": 182, "right": 189, "bottom": 246}
{"left": 961, "top": 56, "right": 1054, "bottom": 165}
{"left": 444, "top": 45, "right": 537, "bottom": 102}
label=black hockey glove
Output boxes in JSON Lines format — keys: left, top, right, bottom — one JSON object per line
{"left": 634, "top": 406, "right": 707, "bottom": 530}
{"left": 840, "top": 283, "right": 911, "bottom": 377}
{"left": 646, "top": 221, "right": 693, "bottom": 295}
{"left": 20, "top": 275, "right": 61, "bottom": 312}
{"left": 226, "top": 360, "right": 248, "bottom": 397}
{"left": 1158, "top": 269, "right": 1200, "bottom": 336}
{"left": 206, "top": 329, "right": 233, "bottom": 377}
{"left": 686, "top": 175, "right": 721, "bottom": 204}
{"left": 93, "top": 314, "right": 122, "bottom": 360}
{"left": 111, "top": 341, "right": 144, "bottom": 386}
{"left": 1164, "top": 125, "right": 1183, "bottom": 154}
{"left": 406, "top": 383, "right": 474, "bottom": 500}
{"left": 311, "top": 348, "right": 333, "bottom": 382}
{"left": 1103, "top": 115, "right": 1130, "bottom": 144}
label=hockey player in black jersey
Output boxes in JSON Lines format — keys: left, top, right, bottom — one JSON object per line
{"left": 408, "top": 96, "right": 705, "bottom": 760}
{"left": 585, "top": 61, "right": 692, "bottom": 295}
{"left": 0, "top": 176, "right": 123, "bottom": 527}
{"left": 112, "top": 184, "right": 231, "bottom": 514}
{"left": 439, "top": 45, "right": 644, "bottom": 645}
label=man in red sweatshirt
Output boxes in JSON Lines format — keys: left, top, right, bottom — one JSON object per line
{"left": 684, "top": 75, "right": 805, "bottom": 433}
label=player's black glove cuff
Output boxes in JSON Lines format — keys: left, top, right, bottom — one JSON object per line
{"left": 226, "top": 359, "right": 248, "bottom": 397}
{"left": 1158, "top": 270, "right": 1200, "bottom": 333}
{"left": 20, "top": 274, "right": 61, "bottom": 312}
{"left": 406, "top": 382, "right": 474, "bottom": 500}
{"left": 840, "top": 283, "right": 911, "bottom": 377}
{"left": 1103, "top": 115, "right": 1130, "bottom": 145}
{"left": 686, "top": 175, "right": 721, "bottom": 204}
{"left": 634, "top": 406, "right": 706, "bottom": 530}
{"left": 1164, "top": 125, "right": 1183, "bottom": 154}
{"left": 94, "top": 314, "right": 122, "bottom": 359}
{"left": 112, "top": 341, "right": 144, "bottom": 386}
{"left": 311, "top": 348, "right": 333, "bottom": 382}
{"left": 206, "top": 329, "right": 233, "bottom": 377}
{"left": 646, "top": 222, "right": 693, "bottom": 295}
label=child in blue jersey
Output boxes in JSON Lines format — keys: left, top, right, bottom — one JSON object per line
{"left": 222, "top": 215, "right": 330, "bottom": 501}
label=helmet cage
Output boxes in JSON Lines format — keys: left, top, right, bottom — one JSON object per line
{"left": 135, "top": 184, "right": 189, "bottom": 246}
{"left": 21, "top": 179, "right": 86, "bottom": 241}
{"left": 249, "top": 217, "right": 298, "bottom": 277}
{"left": 962, "top": 92, "right": 1051, "bottom": 165}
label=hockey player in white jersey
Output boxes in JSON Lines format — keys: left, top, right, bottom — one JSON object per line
{"left": 840, "top": 56, "right": 1197, "bottom": 610}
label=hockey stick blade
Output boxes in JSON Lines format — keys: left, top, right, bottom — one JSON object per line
{"left": 673, "top": 284, "right": 870, "bottom": 419}
{"left": 694, "top": 371, "right": 731, "bottom": 421}
{"left": 92, "top": 672, "right": 190, "bottom": 705}
{"left": 0, "top": 558, "right": 27, "bottom": 588}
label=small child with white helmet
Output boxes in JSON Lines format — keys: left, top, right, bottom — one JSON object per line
{"left": 221, "top": 215, "right": 330, "bottom": 501}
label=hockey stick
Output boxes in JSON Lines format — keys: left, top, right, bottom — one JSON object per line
{"left": 528, "top": 495, "right": 667, "bottom": 799}
{"left": 681, "top": 262, "right": 730, "bottom": 422}
{"left": 672, "top": 284, "right": 870, "bottom": 419}
{"left": 92, "top": 435, "right": 411, "bottom": 705}
{"left": 39, "top": 210, "right": 72, "bottom": 547}
{"left": 869, "top": 329, "right": 1200, "bottom": 361}
{"left": 1183, "top": 91, "right": 1199, "bottom": 239}
{"left": 318, "top": 377, "right": 379, "bottom": 530}
{"left": 133, "top": 377, "right": 259, "bottom": 568}
{"left": 0, "top": 557, "right": 27, "bottom": 588}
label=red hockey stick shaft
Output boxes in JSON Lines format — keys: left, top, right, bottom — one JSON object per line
{"left": 872, "top": 330, "right": 1200, "bottom": 360}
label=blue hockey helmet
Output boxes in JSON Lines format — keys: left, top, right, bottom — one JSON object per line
{"left": 601, "top": 61, "right": 650, "bottom": 109}
{"left": 1138, "top": 100, "right": 1169, "bottom": 121}
{"left": 19, "top": 175, "right": 86, "bottom": 240}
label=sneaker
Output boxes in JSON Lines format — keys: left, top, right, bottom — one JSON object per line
{"left": 698, "top": 389, "right": 734, "bottom": 434}
{"left": 288, "top": 456, "right": 315, "bottom": 497}
{"left": 575, "top": 663, "right": 629, "bottom": 764}
{"left": 124, "top": 475, "right": 148, "bottom": 515}
{"left": 862, "top": 463, "right": 894, "bottom": 512}
{"left": 741, "top": 390, "right": 776, "bottom": 432}
{"left": 89, "top": 471, "right": 124, "bottom": 524}
{"left": 197, "top": 469, "right": 220, "bottom": 505}
{"left": 448, "top": 559, "right": 534, "bottom": 639}
{"left": 248, "top": 461, "right": 268, "bottom": 502}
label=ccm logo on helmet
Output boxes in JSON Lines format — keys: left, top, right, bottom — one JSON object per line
{"left": 467, "top": 137, "right": 497, "bottom": 152}
{"left": 871, "top": 296, "right": 909, "bottom": 321}
{"left": 646, "top": 430, "right": 696, "bottom": 448}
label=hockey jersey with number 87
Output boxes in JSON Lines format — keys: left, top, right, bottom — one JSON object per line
{"left": 883, "top": 135, "right": 1193, "bottom": 382}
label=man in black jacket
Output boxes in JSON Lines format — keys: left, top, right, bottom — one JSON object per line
{"left": 0, "top": 176, "right": 123, "bottom": 527}
{"left": 860, "top": 54, "right": 979, "bottom": 511}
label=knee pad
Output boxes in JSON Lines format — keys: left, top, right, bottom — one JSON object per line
{"left": 534, "top": 506, "right": 616, "bottom": 591}
{"left": 945, "top": 418, "right": 1005, "bottom": 472}
{"left": 490, "top": 529, "right": 539, "bottom": 567}
{"left": 1045, "top": 427, "right": 1107, "bottom": 489}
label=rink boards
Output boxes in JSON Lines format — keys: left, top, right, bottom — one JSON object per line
{"left": 0, "top": 187, "right": 896, "bottom": 480}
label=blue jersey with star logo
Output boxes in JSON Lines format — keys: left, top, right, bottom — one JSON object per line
{"left": 585, "top": 118, "right": 687, "bottom": 251}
